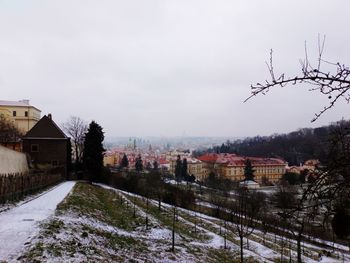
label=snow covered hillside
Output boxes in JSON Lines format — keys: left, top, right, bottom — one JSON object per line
{"left": 7, "top": 182, "right": 349, "bottom": 262}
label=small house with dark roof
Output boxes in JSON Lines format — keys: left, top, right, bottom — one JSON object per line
{"left": 22, "top": 114, "right": 69, "bottom": 177}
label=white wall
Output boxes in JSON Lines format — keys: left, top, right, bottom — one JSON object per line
{"left": 0, "top": 145, "right": 29, "bottom": 174}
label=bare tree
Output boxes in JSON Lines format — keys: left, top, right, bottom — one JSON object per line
{"left": 171, "top": 186, "right": 179, "bottom": 252}
{"left": 246, "top": 35, "right": 350, "bottom": 122}
{"left": 231, "top": 189, "right": 266, "bottom": 263}
{"left": 247, "top": 38, "right": 350, "bottom": 250}
{"left": 210, "top": 191, "right": 228, "bottom": 248}
{"left": 62, "top": 116, "right": 87, "bottom": 166}
{"left": 148, "top": 171, "right": 164, "bottom": 211}
{"left": 273, "top": 185, "right": 311, "bottom": 263}
{"left": 0, "top": 115, "right": 22, "bottom": 146}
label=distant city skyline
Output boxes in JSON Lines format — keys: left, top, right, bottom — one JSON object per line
{"left": 0, "top": 1, "right": 349, "bottom": 137}
{"left": 104, "top": 135, "right": 243, "bottom": 151}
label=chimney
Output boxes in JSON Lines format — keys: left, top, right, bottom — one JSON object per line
{"left": 48, "top": 113, "right": 52, "bottom": 120}
{"left": 20, "top": 99, "right": 30, "bottom": 105}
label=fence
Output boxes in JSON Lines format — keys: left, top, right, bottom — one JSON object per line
{"left": 0, "top": 171, "right": 63, "bottom": 204}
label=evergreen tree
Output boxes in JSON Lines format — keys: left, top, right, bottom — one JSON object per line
{"left": 135, "top": 154, "right": 143, "bottom": 172}
{"left": 189, "top": 174, "right": 196, "bottom": 183}
{"left": 207, "top": 171, "right": 217, "bottom": 185}
{"left": 83, "top": 121, "right": 105, "bottom": 182}
{"left": 153, "top": 160, "right": 159, "bottom": 171}
{"left": 244, "top": 159, "right": 255, "bottom": 181}
{"left": 145, "top": 161, "right": 152, "bottom": 171}
{"left": 120, "top": 154, "right": 129, "bottom": 168}
{"left": 182, "top": 158, "right": 188, "bottom": 181}
{"left": 175, "top": 155, "right": 182, "bottom": 181}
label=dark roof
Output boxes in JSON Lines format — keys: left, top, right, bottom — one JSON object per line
{"left": 23, "top": 115, "right": 67, "bottom": 139}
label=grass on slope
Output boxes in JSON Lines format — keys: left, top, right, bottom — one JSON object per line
{"left": 57, "top": 182, "right": 145, "bottom": 231}
{"left": 20, "top": 183, "right": 150, "bottom": 262}
{"left": 123, "top": 192, "right": 211, "bottom": 242}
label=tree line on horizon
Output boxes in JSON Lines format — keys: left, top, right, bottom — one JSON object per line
{"left": 197, "top": 119, "right": 350, "bottom": 166}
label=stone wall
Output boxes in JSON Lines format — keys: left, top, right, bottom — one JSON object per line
{"left": 0, "top": 145, "right": 29, "bottom": 174}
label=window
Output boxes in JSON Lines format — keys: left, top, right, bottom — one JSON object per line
{"left": 31, "top": 144, "right": 39, "bottom": 152}
{"left": 13, "top": 111, "right": 16, "bottom": 117}
{"left": 25, "top": 111, "right": 28, "bottom": 117}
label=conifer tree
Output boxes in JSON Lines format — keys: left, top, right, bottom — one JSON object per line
{"left": 175, "top": 155, "right": 182, "bottom": 181}
{"left": 83, "top": 121, "right": 105, "bottom": 182}
{"left": 182, "top": 158, "right": 188, "bottom": 181}
{"left": 145, "top": 161, "right": 152, "bottom": 171}
{"left": 135, "top": 154, "right": 143, "bottom": 172}
{"left": 120, "top": 154, "right": 129, "bottom": 168}
{"left": 244, "top": 159, "right": 255, "bottom": 181}
{"left": 153, "top": 160, "right": 159, "bottom": 171}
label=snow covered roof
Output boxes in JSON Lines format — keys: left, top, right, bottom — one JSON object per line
{"left": 239, "top": 180, "right": 260, "bottom": 188}
{"left": 0, "top": 100, "right": 41, "bottom": 111}
{"left": 239, "top": 180, "right": 259, "bottom": 185}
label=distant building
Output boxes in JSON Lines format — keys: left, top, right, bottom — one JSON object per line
{"left": 196, "top": 153, "right": 218, "bottom": 179}
{"left": 303, "top": 159, "right": 320, "bottom": 171}
{"left": 0, "top": 99, "right": 41, "bottom": 134}
{"left": 198, "top": 153, "right": 287, "bottom": 184}
{"left": 286, "top": 165, "right": 302, "bottom": 174}
{"left": 22, "top": 114, "right": 69, "bottom": 178}
{"left": 103, "top": 151, "right": 116, "bottom": 167}
{"left": 158, "top": 158, "right": 170, "bottom": 171}
{"left": 169, "top": 157, "right": 204, "bottom": 181}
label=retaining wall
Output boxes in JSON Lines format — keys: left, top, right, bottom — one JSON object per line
{"left": 0, "top": 145, "right": 29, "bottom": 174}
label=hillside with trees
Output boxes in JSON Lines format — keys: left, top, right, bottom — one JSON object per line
{"left": 206, "top": 120, "right": 349, "bottom": 166}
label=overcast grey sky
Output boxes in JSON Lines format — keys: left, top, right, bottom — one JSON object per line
{"left": 0, "top": 1, "right": 349, "bottom": 137}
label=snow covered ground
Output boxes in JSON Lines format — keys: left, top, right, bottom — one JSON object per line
{"left": 3, "top": 182, "right": 349, "bottom": 262}
{"left": 0, "top": 181, "right": 76, "bottom": 261}
{"left": 101, "top": 184, "right": 350, "bottom": 263}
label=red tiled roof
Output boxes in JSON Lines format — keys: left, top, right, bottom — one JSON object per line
{"left": 199, "top": 153, "right": 286, "bottom": 167}
{"left": 304, "top": 159, "right": 319, "bottom": 166}
{"left": 197, "top": 153, "right": 219, "bottom": 163}
{"left": 158, "top": 159, "right": 169, "bottom": 165}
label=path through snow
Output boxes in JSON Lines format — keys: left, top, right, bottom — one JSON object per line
{"left": 0, "top": 181, "right": 76, "bottom": 261}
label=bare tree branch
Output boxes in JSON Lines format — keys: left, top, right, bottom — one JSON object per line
{"left": 246, "top": 37, "right": 350, "bottom": 122}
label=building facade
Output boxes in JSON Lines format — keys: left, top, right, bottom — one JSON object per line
{"left": 0, "top": 100, "right": 41, "bottom": 134}
{"left": 303, "top": 159, "right": 320, "bottom": 171}
{"left": 198, "top": 153, "right": 287, "bottom": 184}
{"left": 22, "top": 114, "right": 69, "bottom": 178}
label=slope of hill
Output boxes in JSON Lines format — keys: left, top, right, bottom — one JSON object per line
{"left": 17, "top": 183, "right": 350, "bottom": 262}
